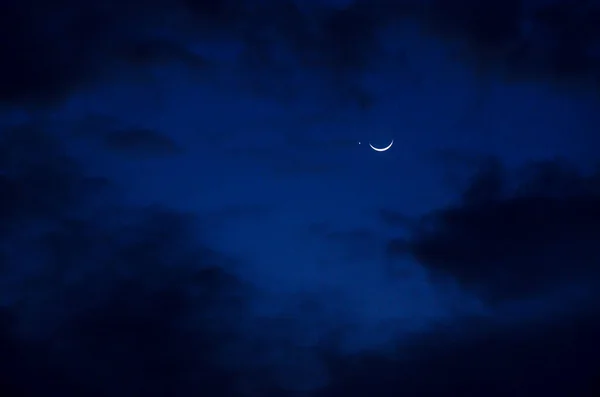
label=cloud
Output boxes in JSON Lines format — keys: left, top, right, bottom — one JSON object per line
{"left": 202, "top": 204, "right": 274, "bottom": 227}
{"left": 0, "top": 124, "right": 112, "bottom": 228}
{"left": 102, "top": 127, "right": 183, "bottom": 156}
{"left": 399, "top": 158, "right": 600, "bottom": 304}
{"left": 0, "top": 0, "right": 212, "bottom": 107}
{"left": 0, "top": 123, "right": 249, "bottom": 395}
{"left": 2, "top": 0, "right": 599, "bottom": 108}
{"left": 420, "top": 0, "right": 600, "bottom": 88}
{"left": 324, "top": 304, "right": 600, "bottom": 396}
{"left": 0, "top": 122, "right": 403, "bottom": 396}
{"left": 71, "top": 116, "right": 183, "bottom": 157}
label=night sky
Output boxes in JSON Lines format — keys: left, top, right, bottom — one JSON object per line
{"left": 1, "top": 0, "right": 600, "bottom": 396}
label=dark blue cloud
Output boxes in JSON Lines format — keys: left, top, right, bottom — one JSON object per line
{"left": 0, "top": 126, "right": 246, "bottom": 395}
{"left": 323, "top": 305, "right": 600, "bottom": 396}
{"left": 4, "top": 0, "right": 600, "bottom": 108}
{"left": 401, "top": 158, "right": 600, "bottom": 304}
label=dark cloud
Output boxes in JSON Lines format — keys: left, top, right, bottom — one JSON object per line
{"left": 0, "top": 124, "right": 247, "bottom": 396}
{"left": 0, "top": 124, "right": 112, "bottom": 229}
{"left": 227, "top": 143, "right": 340, "bottom": 176}
{"left": 324, "top": 305, "right": 600, "bottom": 396}
{"left": 424, "top": 0, "right": 523, "bottom": 55}
{"left": 114, "top": 37, "right": 211, "bottom": 69}
{"left": 420, "top": 0, "right": 600, "bottom": 90}
{"left": 0, "top": 122, "right": 400, "bottom": 397}
{"left": 0, "top": 0, "right": 212, "bottom": 106}
{"left": 102, "top": 127, "right": 183, "bottom": 156}
{"left": 399, "top": 158, "right": 600, "bottom": 303}
{"left": 71, "top": 115, "right": 183, "bottom": 157}
{"left": 55, "top": 279, "right": 237, "bottom": 396}
{"left": 3, "top": 0, "right": 599, "bottom": 107}
{"left": 205, "top": 204, "right": 273, "bottom": 220}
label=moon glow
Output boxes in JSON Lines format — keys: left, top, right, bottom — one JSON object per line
{"left": 369, "top": 140, "right": 394, "bottom": 152}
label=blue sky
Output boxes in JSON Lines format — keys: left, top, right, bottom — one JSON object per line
{"left": 1, "top": 0, "right": 600, "bottom": 395}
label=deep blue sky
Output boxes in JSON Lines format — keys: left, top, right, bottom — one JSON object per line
{"left": 1, "top": 0, "right": 600, "bottom": 396}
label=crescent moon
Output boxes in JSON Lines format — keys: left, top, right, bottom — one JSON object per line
{"left": 369, "top": 140, "right": 394, "bottom": 152}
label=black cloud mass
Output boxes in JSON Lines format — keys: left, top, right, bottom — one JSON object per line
{"left": 404, "top": 159, "right": 600, "bottom": 303}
